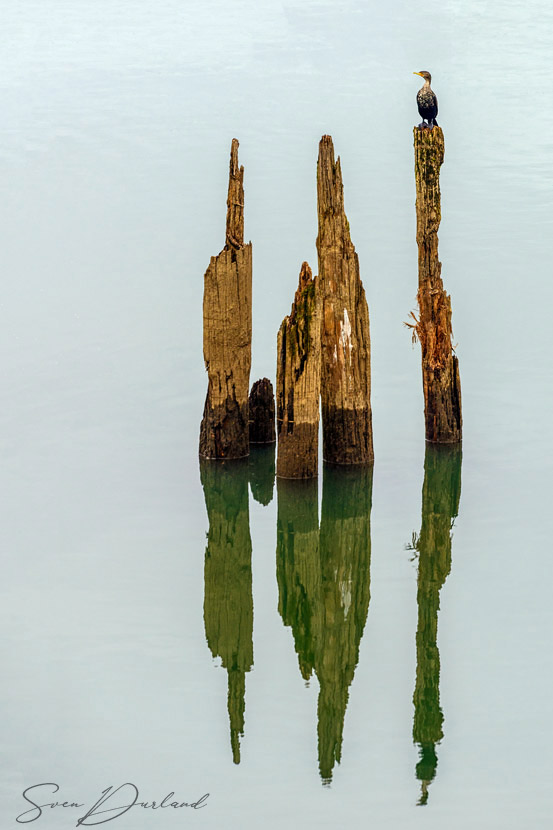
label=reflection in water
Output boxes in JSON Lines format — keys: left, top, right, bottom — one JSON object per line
{"left": 276, "top": 478, "right": 319, "bottom": 683}
{"left": 410, "top": 444, "right": 462, "bottom": 805}
{"left": 277, "top": 466, "right": 372, "bottom": 784}
{"left": 317, "top": 467, "right": 372, "bottom": 784}
{"left": 248, "top": 443, "right": 276, "bottom": 506}
{"left": 200, "top": 459, "right": 253, "bottom": 764}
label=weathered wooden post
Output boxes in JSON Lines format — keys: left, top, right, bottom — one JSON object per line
{"left": 276, "top": 262, "right": 322, "bottom": 479}
{"left": 248, "top": 378, "right": 276, "bottom": 444}
{"left": 316, "top": 136, "right": 373, "bottom": 465}
{"left": 412, "top": 127, "right": 462, "bottom": 443}
{"left": 199, "top": 139, "right": 252, "bottom": 459}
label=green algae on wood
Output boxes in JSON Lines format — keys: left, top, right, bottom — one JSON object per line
{"left": 276, "top": 262, "right": 322, "bottom": 479}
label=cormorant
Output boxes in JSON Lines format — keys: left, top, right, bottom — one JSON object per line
{"left": 413, "top": 71, "right": 438, "bottom": 129}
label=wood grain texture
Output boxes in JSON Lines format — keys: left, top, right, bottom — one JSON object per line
{"left": 413, "top": 127, "right": 462, "bottom": 443}
{"left": 248, "top": 378, "right": 276, "bottom": 444}
{"left": 199, "top": 139, "right": 252, "bottom": 459}
{"left": 276, "top": 262, "right": 322, "bottom": 479}
{"left": 316, "top": 136, "right": 373, "bottom": 465}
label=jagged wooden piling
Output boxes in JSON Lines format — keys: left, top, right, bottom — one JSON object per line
{"left": 276, "top": 262, "right": 321, "bottom": 479}
{"left": 248, "top": 378, "right": 276, "bottom": 444}
{"left": 316, "top": 136, "right": 373, "bottom": 465}
{"left": 199, "top": 139, "right": 252, "bottom": 459}
{"left": 412, "top": 127, "right": 462, "bottom": 443}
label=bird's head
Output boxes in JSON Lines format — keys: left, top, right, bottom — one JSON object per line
{"left": 413, "top": 71, "right": 432, "bottom": 84}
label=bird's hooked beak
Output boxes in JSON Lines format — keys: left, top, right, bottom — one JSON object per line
{"left": 413, "top": 72, "right": 424, "bottom": 77}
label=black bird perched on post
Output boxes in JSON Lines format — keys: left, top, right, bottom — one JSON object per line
{"left": 413, "top": 71, "right": 438, "bottom": 129}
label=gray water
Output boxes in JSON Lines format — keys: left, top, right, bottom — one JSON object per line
{"left": 1, "top": 1, "right": 553, "bottom": 828}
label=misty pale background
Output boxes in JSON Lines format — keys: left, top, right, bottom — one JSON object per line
{"left": 1, "top": 1, "right": 552, "bottom": 828}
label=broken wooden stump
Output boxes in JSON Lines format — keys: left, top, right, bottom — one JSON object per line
{"left": 199, "top": 138, "right": 252, "bottom": 459}
{"left": 316, "top": 135, "right": 374, "bottom": 465}
{"left": 248, "top": 378, "right": 276, "bottom": 444}
{"left": 412, "top": 127, "right": 462, "bottom": 443}
{"left": 276, "top": 262, "right": 322, "bottom": 479}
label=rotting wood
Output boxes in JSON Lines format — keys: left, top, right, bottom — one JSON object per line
{"left": 276, "top": 262, "right": 322, "bottom": 479}
{"left": 248, "top": 378, "right": 276, "bottom": 444}
{"left": 316, "top": 135, "right": 374, "bottom": 465}
{"left": 411, "top": 127, "right": 462, "bottom": 443}
{"left": 199, "top": 138, "right": 252, "bottom": 459}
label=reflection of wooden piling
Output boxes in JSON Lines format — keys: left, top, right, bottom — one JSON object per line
{"left": 317, "top": 136, "right": 373, "bottom": 465}
{"left": 276, "top": 477, "right": 320, "bottom": 681}
{"left": 276, "top": 466, "right": 372, "bottom": 785}
{"left": 199, "top": 139, "right": 252, "bottom": 459}
{"left": 248, "top": 378, "right": 276, "bottom": 444}
{"left": 276, "top": 262, "right": 322, "bottom": 479}
{"left": 248, "top": 443, "right": 275, "bottom": 506}
{"left": 200, "top": 459, "right": 253, "bottom": 764}
{"left": 316, "top": 465, "right": 372, "bottom": 783}
{"left": 412, "top": 127, "right": 462, "bottom": 443}
{"left": 411, "top": 443, "right": 462, "bottom": 804}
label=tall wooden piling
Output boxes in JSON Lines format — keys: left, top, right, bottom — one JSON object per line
{"left": 316, "top": 136, "right": 373, "bottom": 465}
{"left": 276, "top": 262, "right": 322, "bottom": 479}
{"left": 413, "top": 127, "right": 462, "bottom": 443}
{"left": 199, "top": 139, "right": 252, "bottom": 459}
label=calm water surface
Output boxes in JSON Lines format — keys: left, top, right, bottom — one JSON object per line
{"left": 1, "top": 1, "right": 552, "bottom": 828}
